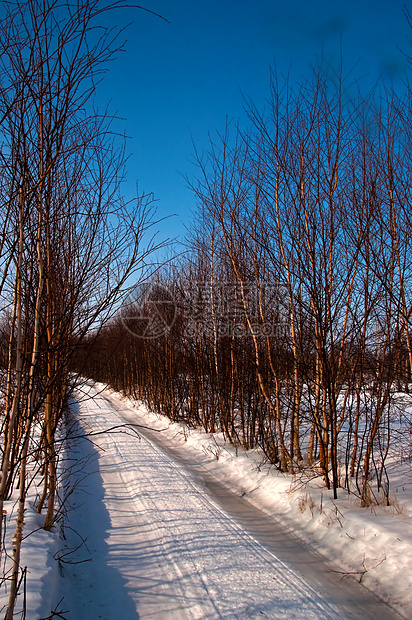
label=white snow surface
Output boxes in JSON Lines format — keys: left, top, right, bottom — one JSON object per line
{"left": 1, "top": 382, "right": 411, "bottom": 618}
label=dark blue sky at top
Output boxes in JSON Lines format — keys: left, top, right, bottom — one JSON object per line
{"left": 97, "top": 0, "right": 411, "bottom": 245}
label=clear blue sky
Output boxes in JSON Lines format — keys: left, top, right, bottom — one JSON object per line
{"left": 98, "top": 0, "right": 410, "bottom": 244}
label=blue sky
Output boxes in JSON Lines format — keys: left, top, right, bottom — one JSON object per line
{"left": 98, "top": 0, "right": 410, "bottom": 245}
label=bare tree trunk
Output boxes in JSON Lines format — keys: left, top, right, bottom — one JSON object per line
{"left": 0, "top": 190, "right": 24, "bottom": 554}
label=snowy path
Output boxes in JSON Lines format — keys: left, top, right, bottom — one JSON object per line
{"left": 53, "top": 387, "right": 393, "bottom": 619}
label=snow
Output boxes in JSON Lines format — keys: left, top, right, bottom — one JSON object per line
{"left": 1, "top": 382, "right": 411, "bottom": 618}
{"left": 0, "top": 463, "right": 61, "bottom": 618}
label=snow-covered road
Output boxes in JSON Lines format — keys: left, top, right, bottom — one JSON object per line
{"left": 52, "top": 387, "right": 398, "bottom": 619}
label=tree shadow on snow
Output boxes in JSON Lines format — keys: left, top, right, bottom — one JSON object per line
{"left": 41, "top": 399, "right": 140, "bottom": 620}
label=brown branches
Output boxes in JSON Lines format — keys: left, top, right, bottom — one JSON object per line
{"left": 0, "top": 1, "right": 162, "bottom": 615}
{"left": 84, "top": 64, "right": 412, "bottom": 521}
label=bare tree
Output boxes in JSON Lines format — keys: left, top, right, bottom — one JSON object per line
{"left": 0, "top": 1, "right": 163, "bottom": 615}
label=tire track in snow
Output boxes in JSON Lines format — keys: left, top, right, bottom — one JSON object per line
{"left": 131, "top": 430, "right": 341, "bottom": 619}
{"left": 108, "top": 423, "right": 221, "bottom": 619}
{"left": 69, "top": 386, "right": 348, "bottom": 619}
{"left": 98, "top": 391, "right": 344, "bottom": 619}
{"left": 79, "top": 390, "right": 223, "bottom": 619}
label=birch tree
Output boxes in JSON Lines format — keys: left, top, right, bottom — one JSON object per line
{"left": 0, "top": 1, "right": 161, "bottom": 614}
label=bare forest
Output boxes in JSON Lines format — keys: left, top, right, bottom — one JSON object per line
{"left": 82, "top": 69, "right": 412, "bottom": 512}
{"left": 0, "top": 1, "right": 158, "bottom": 616}
{"left": 1, "top": 0, "right": 412, "bottom": 617}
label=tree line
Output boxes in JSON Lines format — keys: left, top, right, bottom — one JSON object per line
{"left": 1, "top": 1, "right": 412, "bottom": 616}
{"left": 0, "top": 1, "right": 158, "bottom": 616}
{"left": 81, "top": 67, "right": 412, "bottom": 512}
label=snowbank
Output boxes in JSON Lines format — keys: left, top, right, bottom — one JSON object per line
{"left": 104, "top": 385, "right": 412, "bottom": 619}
